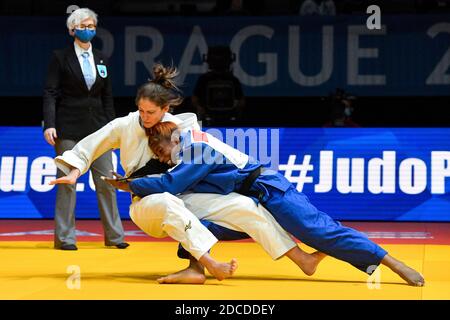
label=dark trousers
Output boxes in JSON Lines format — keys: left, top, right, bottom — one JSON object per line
{"left": 54, "top": 139, "right": 125, "bottom": 247}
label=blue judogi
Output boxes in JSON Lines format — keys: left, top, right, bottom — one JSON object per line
{"left": 130, "top": 130, "right": 387, "bottom": 273}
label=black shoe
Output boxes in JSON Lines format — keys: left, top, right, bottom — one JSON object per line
{"left": 115, "top": 242, "right": 130, "bottom": 249}
{"left": 60, "top": 244, "right": 78, "bottom": 250}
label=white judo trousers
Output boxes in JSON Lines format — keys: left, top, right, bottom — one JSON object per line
{"left": 55, "top": 111, "right": 296, "bottom": 260}
{"left": 130, "top": 192, "right": 296, "bottom": 260}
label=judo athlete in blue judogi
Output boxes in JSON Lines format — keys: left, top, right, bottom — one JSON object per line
{"left": 108, "top": 121, "right": 424, "bottom": 286}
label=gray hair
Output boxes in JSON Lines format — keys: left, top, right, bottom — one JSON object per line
{"left": 66, "top": 8, "right": 98, "bottom": 30}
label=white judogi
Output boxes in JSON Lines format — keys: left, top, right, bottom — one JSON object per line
{"left": 55, "top": 111, "right": 296, "bottom": 260}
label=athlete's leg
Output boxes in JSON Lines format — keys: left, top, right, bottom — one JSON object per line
{"left": 176, "top": 219, "right": 250, "bottom": 259}
{"left": 262, "top": 186, "right": 387, "bottom": 272}
{"left": 176, "top": 219, "right": 326, "bottom": 277}
{"left": 129, "top": 192, "right": 218, "bottom": 260}
{"left": 262, "top": 185, "right": 424, "bottom": 285}
{"left": 130, "top": 192, "right": 240, "bottom": 280}
{"left": 158, "top": 220, "right": 248, "bottom": 284}
{"left": 179, "top": 192, "right": 297, "bottom": 260}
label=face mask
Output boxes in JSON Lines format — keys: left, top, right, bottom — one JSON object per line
{"left": 74, "top": 29, "right": 96, "bottom": 43}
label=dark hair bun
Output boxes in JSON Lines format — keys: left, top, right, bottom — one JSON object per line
{"left": 151, "top": 63, "right": 180, "bottom": 91}
{"left": 136, "top": 63, "right": 184, "bottom": 108}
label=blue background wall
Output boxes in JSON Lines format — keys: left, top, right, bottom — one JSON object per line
{"left": 1, "top": 126, "right": 449, "bottom": 221}
{"left": 0, "top": 15, "right": 449, "bottom": 97}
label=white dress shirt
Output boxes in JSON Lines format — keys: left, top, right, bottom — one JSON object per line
{"left": 73, "top": 42, "right": 97, "bottom": 83}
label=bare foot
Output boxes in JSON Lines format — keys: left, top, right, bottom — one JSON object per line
{"left": 213, "top": 258, "right": 238, "bottom": 281}
{"left": 381, "top": 254, "right": 425, "bottom": 287}
{"left": 157, "top": 267, "right": 206, "bottom": 284}
{"left": 392, "top": 262, "right": 425, "bottom": 287}
{"left": 285, "top": 246, "right": 327, "bottom": 276}
{"left": 300, "top": 251, "right": 327, "bottom": 276}
{"left": 199, "top": 255, "right": 238, "bottom": 281}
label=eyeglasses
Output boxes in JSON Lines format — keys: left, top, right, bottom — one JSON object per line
{"left": 75, "top": 24, "right": 96, "bottom": 31}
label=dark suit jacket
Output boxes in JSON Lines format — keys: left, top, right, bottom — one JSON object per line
{"left": 43, "top": 45, "right": 115, "bottom": 141}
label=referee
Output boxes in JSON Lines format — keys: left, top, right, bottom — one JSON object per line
{"left": 43, "top": 8, "right": 128, "bottom": 250}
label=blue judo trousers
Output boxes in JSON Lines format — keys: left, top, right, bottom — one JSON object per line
{"left": 130, "top": 129, "right": 388, "bottom": 274}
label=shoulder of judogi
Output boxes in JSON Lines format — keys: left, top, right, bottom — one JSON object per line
{"left": 128, "top": 111, "right": 140, "bottom": 122}
{"left": 101, "top": 112, "right": 141, "bottom": 139}
{"left": 173, "top": 113, "right": 200, "bottom": 131}
{"left": 179, "top": 130, "right": 207, "bottom": 154}
{"left": 162, "top": 112, "right": 183, "bottom": 125}
{"left": 182, "top": 129, "right": 226, "bottom": 151}
{"left": 180, "top": 130, "right": 224, "bottom": 159}
{"left": 191, "top": 129, "right": 249, "bottom": 169}
{"left": 181, "top": 129, "right": 209, "bottom": 145}
{"left": 109, "top": 111, "right": 137, "bottom": 128}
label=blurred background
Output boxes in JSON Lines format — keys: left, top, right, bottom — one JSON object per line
{"left": 0, "top": 0, "right": 449, "bottom": 128}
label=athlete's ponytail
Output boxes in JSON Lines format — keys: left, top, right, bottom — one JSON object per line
{"left": 135, "top": 63, "right": 184, "bottom": 108}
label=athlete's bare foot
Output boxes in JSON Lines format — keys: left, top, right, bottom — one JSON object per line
{"left": 381, "top": 254, "right": 425, "bottom": 286}
{"left": 395, "top": 263, "right": 425, "bottom": 287}
{"left": 157, "top": 267, "right": 206, "bottom": 284}
{"left": 157, "top": 255, "right": 206, "bottom": 284}
{"left": 302, "top": 251, "right": 327, "bottom": 276}
{"left": 207, "top": 258, "right": 238, "bottom": 281}
{"left": 285, "top": 246, "right": 327, "bottom": 276}
{"left": 199, "top": 254, "right": 238, "bottom": 281}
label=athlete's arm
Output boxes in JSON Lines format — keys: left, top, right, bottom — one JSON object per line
{"left": 129, "top": 144, "right": 220, "bottom": 197}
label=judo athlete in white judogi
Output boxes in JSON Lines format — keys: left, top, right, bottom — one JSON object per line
{"left": 48, "top": 65, "right": 315, "bottom": 282}
{"left": 116, "top": 121, "right": 425, "bottom": 287}
{"left": 49, "top": 63, "right": 321, "bottom": 282}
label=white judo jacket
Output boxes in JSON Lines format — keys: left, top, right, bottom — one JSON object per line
{"left": 54, "top": 111, "right": 296, "bottom": 260}
{"left": 55, "top": 111, "right": 193, "bottom": 177}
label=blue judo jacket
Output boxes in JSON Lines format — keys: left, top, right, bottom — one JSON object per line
{"left": 130, "top": 129, "right": 389, "bottom": 274}
{"left": 129, "top": 129, "right": 290, "bottom": 202}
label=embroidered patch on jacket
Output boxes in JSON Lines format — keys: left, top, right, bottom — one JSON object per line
{"left": 96, "top": 64, "right": 108, "bottom": 78}
{"left": 184, "top": 220, "right": 192, "bottom": 232}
